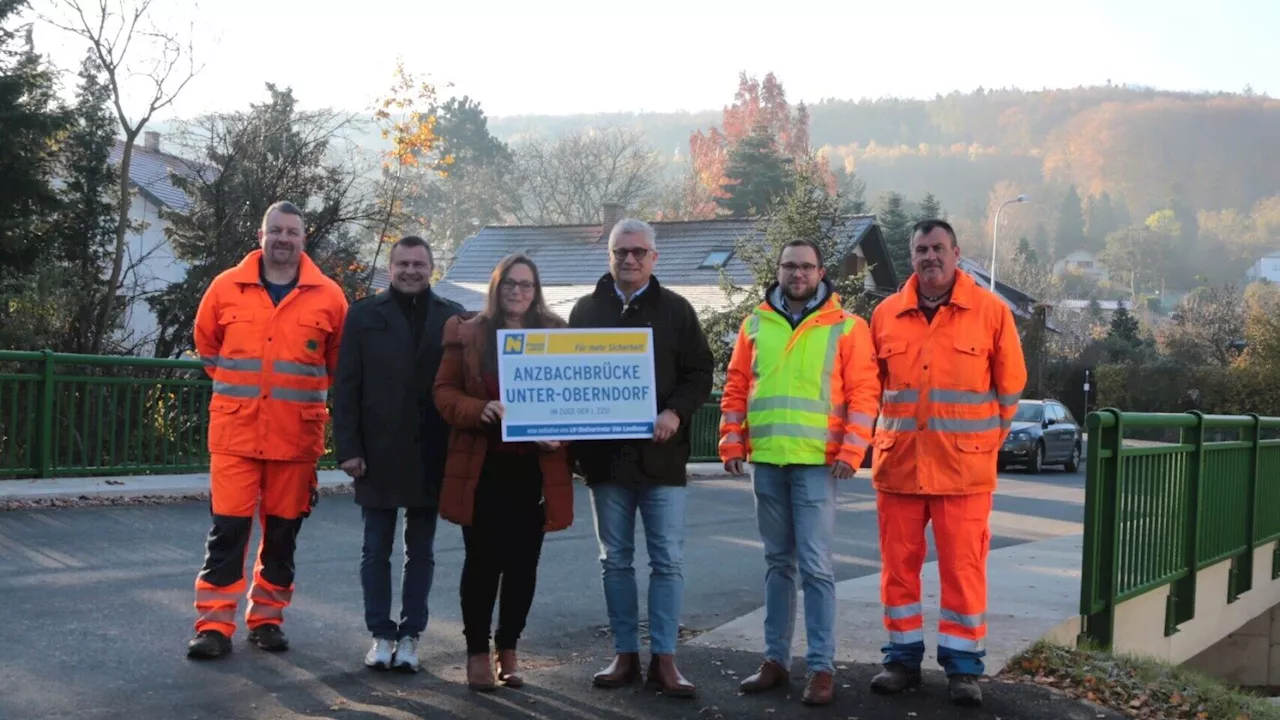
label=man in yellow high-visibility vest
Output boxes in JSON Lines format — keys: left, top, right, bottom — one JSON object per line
{"left": 719, "top": 239, "right": 880, "bottom": 707}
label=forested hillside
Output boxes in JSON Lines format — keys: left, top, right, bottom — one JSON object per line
{"left": 487, "top": 85, "right": 1280, "bottom": 222}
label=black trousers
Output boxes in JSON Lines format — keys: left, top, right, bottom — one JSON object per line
{"left": 460, "top": 452, "right": 546, "bottom": 655}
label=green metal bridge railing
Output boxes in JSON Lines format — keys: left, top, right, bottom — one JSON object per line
{"left": 0, "top": 351, "right": 725, "bottom": 479}
{"left": 1079, "top": 408, "right": 1280, "bottom": 648}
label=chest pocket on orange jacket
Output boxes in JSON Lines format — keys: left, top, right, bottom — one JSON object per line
{"left": 218, "top": 309, "right": 258, "bottom": 356}
{"left": 877, "top": 340, "right": 912, "bottom": 388}
{"left": 293, "top": 313, "right": 333, "bottom": 362}
{"left": 947, "top": 337, "right": 991, "bottom": 392}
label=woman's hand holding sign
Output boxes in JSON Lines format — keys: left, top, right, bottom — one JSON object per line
{"left": 480, "top": 400, "right": 505, "bottom": 425}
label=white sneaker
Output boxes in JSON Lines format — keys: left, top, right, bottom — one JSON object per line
{"left": 392, "top": 635, "right": 420, "bottom": 673}
{"left": 364, "top": 638, "right": 394, "bottom": 670}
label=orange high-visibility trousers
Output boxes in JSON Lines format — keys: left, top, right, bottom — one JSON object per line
{"left": 193, "top": 453, "right": 317, "bottom": 637}
{"left": 876, "top": 490, "right": 991, "bottom": 676}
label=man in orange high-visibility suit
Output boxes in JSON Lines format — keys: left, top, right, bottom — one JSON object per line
{"left": 186, "top": 201, "right": 349, "bottom": 660}
{"left": 867, "top": 219, "right": 1026, "bottom": 707}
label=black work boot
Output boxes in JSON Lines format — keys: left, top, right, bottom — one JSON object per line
{"left": 186, "top": 630, "right": 232, "bottom": 660}
{"left": 869, "top": 662, "right": 922, "bottom": 694}
{"left": 247, "top": 624, "right": 289, "bottom": 652}
{"left": 948, "top": 674, "right": 982, "bottom": 706}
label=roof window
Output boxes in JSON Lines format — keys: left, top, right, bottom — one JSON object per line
{"left": 699, "top": 249, "right": 733, "bottom": 268}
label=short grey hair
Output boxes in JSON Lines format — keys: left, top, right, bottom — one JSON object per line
{"left": 261, "top": 200, "right": 305, "bottom": 230}
{"left": 608, "top": 218, "right": 657, "bottom": 250}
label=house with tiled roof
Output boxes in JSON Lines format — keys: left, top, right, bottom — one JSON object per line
{"left": 107, "top": 131, "right": 206, "bottom": 353}
{"left": 387, "top": 203, "right": 902, "bottom": 318}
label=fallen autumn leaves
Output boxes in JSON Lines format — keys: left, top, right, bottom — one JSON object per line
{"left": 1000, "top": 641, "right": 1280, "bottom": 720}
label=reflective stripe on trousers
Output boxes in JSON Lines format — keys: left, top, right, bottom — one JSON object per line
{"left": 876, "top": 490, "right": 992, "bottom": 673}
{"left": 194, "top": 583, "right": 242, "bottom": 635}
{"left": 247, "top": 581, "right": 293, "bottom": 625}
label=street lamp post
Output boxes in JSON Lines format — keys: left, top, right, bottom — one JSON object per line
{"left": 989, "top": 194, "right": 1030, "bottom": 290}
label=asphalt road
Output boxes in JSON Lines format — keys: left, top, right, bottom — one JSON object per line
{"left": 0, "top": 466, "right": 1088, "bottom": 720}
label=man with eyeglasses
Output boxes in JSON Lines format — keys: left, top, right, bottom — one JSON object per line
{"left": 568, "top": 218, "right": 714, "bottom": 699}
{"left": 718, "top": 239, "right": 880, "bottom": 706}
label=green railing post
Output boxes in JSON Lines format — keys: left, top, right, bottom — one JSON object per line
{"left": 1231, "top": 413, "right": 1262, "bottom": 601}
{"left": 37, "top": 350, "right": 55, "bottom": 478}
{"left": 1168, "top": 410, "right": 1205, "bottom": 634}
{"left": 1080, "top": 407, "right": 1121, "bottom": 649}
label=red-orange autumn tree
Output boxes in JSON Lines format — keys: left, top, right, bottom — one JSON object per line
{"left": 687, "top": 72, "right": 833, "bottom": 218}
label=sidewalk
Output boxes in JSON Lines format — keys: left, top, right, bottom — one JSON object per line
{"left": 0, "top": 462, "right": 734, "bottom": 502}
{"left": 690, "top": 533, "right": 1084, "bottom": 676}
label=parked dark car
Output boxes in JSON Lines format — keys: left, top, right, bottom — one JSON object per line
{"left": 998, "top": 399, "right": 1083, "bottom": 473}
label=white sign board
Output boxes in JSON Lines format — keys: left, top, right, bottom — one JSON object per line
{"left": 495, "top": 328, "right": 657, "bottom": 442}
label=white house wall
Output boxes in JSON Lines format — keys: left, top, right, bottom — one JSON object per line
{"left": 115, "top": 193, "right": 188, "bottom": 354}
{"left": 1246, "top": 253, "right": 1280, "bottom": 283}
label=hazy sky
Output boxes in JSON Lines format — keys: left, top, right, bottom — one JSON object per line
{"left": 27, "top": 0, "right": 1280, "bottom": 122}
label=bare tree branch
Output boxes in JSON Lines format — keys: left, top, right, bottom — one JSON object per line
{"left": 40, "top": 0, "right": 203, "bottom": 355}
{"left": 510, "top": 126, "right": 665, "bottom": 225}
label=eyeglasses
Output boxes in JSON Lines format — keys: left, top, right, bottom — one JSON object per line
{"left": 500, "top": 279, "right": 535, "bottom": 293}
{"left": 612, "top": 247, "right": 650, "bottom": 261}
{"left": 779, "top": 262, "right": 819, "bottom": 274}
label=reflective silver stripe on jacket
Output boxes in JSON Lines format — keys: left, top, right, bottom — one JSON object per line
{"left": 273, "top": 360, "right": 327, "bottom": 378}
{"left": 271, "top": 387, "right": 327, "bottom": 403}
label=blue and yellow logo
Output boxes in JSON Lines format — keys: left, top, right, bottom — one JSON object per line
{"left": 503, "top": 333, "right": 548, "bottom": 355}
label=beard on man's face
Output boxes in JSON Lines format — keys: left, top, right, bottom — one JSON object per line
{"left": 783, "top": 279, "right": 819, "bottom": 303}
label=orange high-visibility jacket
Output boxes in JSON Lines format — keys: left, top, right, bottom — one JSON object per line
{"left": 869, "top": 269, "right": 1027, "bottom": 495}
{"left": 194, "top": 250, "right": 349, "bottom": 463}
{"left": 718, "top": 289, "right": 880, "bottom": 470}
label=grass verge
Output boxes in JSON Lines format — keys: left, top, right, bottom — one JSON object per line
{"left": 1000, "top": 640, "right": 1280, "bottom": 720}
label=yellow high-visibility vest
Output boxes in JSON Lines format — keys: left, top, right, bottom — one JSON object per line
{"left": 745, "top": 306, "right": 855, "bottom": 466}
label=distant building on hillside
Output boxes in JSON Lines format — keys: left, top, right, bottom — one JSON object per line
{"left": 1245, "top": 250, "right": 1280, "bottom": 283}
{"left": 1052, "top": 249, "right": 1109, "bottom": 282}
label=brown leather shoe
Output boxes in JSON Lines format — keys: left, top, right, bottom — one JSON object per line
{"left": 466, "top": 653, "right": 496, "bottom": 692}
{"left": 496, "top": 649, "right": 523, "bottom": 688}
{"left": 739, "top": 659, "right": 790, "bottom": 693}
{"left": 645, "top": 654, "right": 696, "bottom": 698}
{"left": 802, "top": 670, "right": 835, "bottom": 705}
{"left": 592, "top": 652, "right": 641, "bottom": 688}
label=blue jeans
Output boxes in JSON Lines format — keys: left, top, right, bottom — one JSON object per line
{"left": 590, "top": 483, "right": 687, "bottom": 655}
{"left": 360, "top": 507, "right": 438, "bottom": 640}
{"left": 752, "top": 463, "right": 838, "bottom": 673}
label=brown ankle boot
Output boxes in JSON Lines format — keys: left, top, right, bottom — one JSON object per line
{"left": 592, "top": 652, "right": 641, "bottom": 688}
{"left": 646, "top": 654, "right": 696, "bottom": 698}
{"left": 466, "top": 652, "right": 496, "bottom": 692}
{"left": 739, "top": 659, "right": 789, "bottom": 693}
{"left": 802, "top": 670, "right": 835, "bottom": 706}
{"left": 496, "top": 649, "right": 523, "bottom": 688}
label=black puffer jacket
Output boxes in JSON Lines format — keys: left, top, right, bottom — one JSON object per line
{"left": 567, "top": 274, "right": 715, "bottom": 487}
